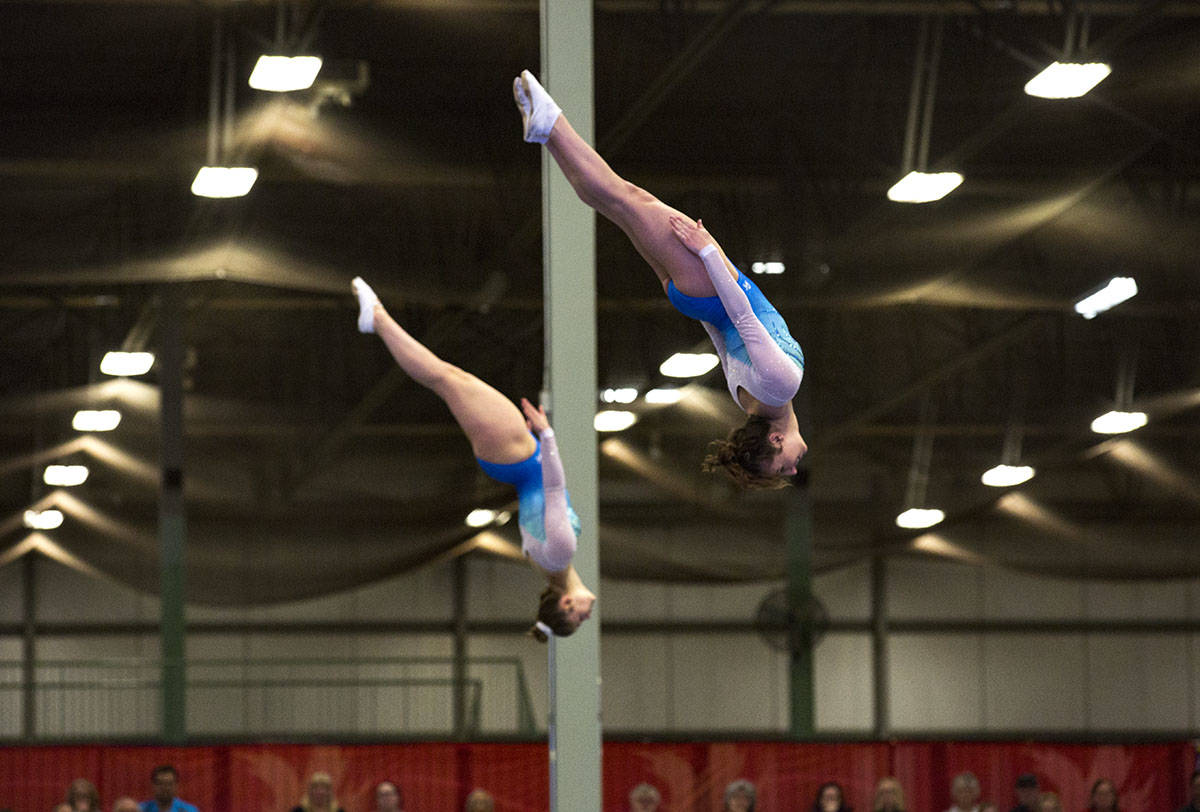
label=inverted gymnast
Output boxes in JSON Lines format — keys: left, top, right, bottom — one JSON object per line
{"left": 352, "top": 278, "right": 595, "bottom": 640}
{"left": 513, "top": 70, "right": 807, "bottom": 489}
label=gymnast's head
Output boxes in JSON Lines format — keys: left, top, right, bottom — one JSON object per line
{"left": 702, "top": 414, "right": 805, "bottom": 489}
{"left": 530, "top": 585, "right": 594, "bottom": 642}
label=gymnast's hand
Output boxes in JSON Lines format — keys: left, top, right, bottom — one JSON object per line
{"left": 521, "top": 397, "right": 551, "bottom": 433}
{"left": 669, "top": 215, "right": 715, "bottom": 256}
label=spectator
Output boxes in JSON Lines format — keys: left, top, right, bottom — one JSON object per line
{"left": 373, "top": 782, "right": 403, "bottom": 812}
{"left": 1087, "top": 779, "right": 1118, "bottom": 812}
{"left": 724, "top": 779, "right": 757, "bottom": 812}
{"left": 1011, "top": 775, "right": 1039, "bottom": 812}
{"left": 815, "top": 782, "right": 852, "bottom": 812}
{"left": 111, "top": 800, "right": 140, "bottom": 812}
{"left": 1178, "top": 771, "right": 1200, "bottom": 812}
{"left": 55, "top": 806, "right": 73, "bottom": 812}
{"left": 1038, "top": 792, "right": 1063, "bottom": 812}
{"left": 464, "top": 789, "right": 494, "bottom": 812}
{"left": 66, "top": 780, "right": 101, "bottom": 812}
{"left": 140, "top": 766, "right": 198, "bottom": 812}
{"left": 629, "top": 783, "right": 662, "bottom": 812}
{"left": 947, "top": 773, "right": 982, "bottom": 812}
{"left": 873, "top": 777, "right": 906, "bottom": 812}
{"left": 291, "top": 773, "right": 345, "bottom": 812}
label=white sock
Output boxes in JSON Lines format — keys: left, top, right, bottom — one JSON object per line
{"left": 351, "top": 277, "right": 379, "bottom": 334}
{"left": 518, "top": 69, "right": 561, "bottom": 144}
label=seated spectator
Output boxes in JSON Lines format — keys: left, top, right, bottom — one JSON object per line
{"left": 1038, "top": 792, "right": 1063, "bottom": 812}
{"left": 66, "top": 779, "right": 101, "bottom": 812}
{"left": 291, "top": 772, "right": 345, "bottom": 812}
{"left": 111, "top": 800, "right": 140, "bottom": 812}
{"left": 373, "top": 782, "right": 403, "bottom": 812}
{"left": 724, "top": 779, "right": 757, "bottom": 812}
{"left": 464, "top": 789, "right": 494, "bottom": 812}
{"left": 947, "top": 773, "right": 982, "bottom": 812}
{"left": 1176, "top": 771, "right": 1200, "bottom": 812}
{"left": 141, "top": 765, "right": 198, "bottom": 812}
{"left": 873, "top": 777, "right": 906, "bottom": 812}
{"left": 1011, "top": 775, "right": 1040, "bottom": 812}
{"left": 1087, "top": 779, "right": 1118, "bottom": 812}
{"left": 815, "top": 782, "right": 852, "bottom": 812}
{"left": 629, "top": 783, "right": 661, "bottom": 812}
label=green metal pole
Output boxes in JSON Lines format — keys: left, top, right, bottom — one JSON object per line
{"left": 785, "top": 485, "right": 815, "bottom": 737}
{"left": 158, "top": 285, "right": 187, "bottom": 742}
{"left": 540, "top": 1, "right": 601, "bottom": 808}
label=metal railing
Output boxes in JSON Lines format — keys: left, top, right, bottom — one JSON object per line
{"left": 0, "top": 656, "right": 537, "bottom": 741}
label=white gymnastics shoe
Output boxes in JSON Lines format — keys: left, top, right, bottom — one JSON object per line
{"left": 351, "top": 276, "right": 379, "bottom": 334}
{"left": 513, "top": 69, "right": 561, "bottom": 144}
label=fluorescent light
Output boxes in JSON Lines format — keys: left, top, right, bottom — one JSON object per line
{"left": 751, "top": 261, "right": 785, "bottom": 275}
{"left": 44, "top": 465, "right": 89, "bottom": 487}
{"left": 72, "top": 410, "right": 122, "bottom": 432}
{"left": 191, "top": 166, "right": 258, "bottom": 198}
{"left": 1074, "top": 276, "right": 1138, "bottom": 319}
{"left": 659, "top": 352, "right": 719, "bottom": 378}
{"left": 248, "top": 55, "right": 323, "bottom": 92}
{"left": 644, "top": 388, "right": 683, "bottom": 405}
{"left": 23, "top": 509, "right": 64, "bottom": 530}
{"left": 100, "top": 351, "right": 154, "bottom": 377}
{"left": 887, "top": 171, "right": 964, "bottom": 203}
{"left": 594, "top": 410, "right": 637, "bottom": 432}
{"left": 981, "top": 464, "right": 1036, "bottom": 487}
{"left": 895, "top": 507, "right": 945, "bottom": 529}
{"left": 465, "top": 509, "right": 496, "bottom": 528}
{"left": 600, "top": 387, "right": 638, "bottom": 404}
{"left": 1025, "top": 61, "right": 1111, "bottom": 99}
{"left": 1091, "top": 410, "right": 1147, "bottom": 435}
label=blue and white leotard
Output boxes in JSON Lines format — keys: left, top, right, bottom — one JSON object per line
{"left": 475, "top": 427, "right": 580, "bottom": 573}
{"left": 667, "top": 244, "right": 804, "bottom": 408}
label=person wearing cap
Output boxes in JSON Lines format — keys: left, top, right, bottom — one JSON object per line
{"left": 1010, "top": 774, "right": 1040, "bottom": 812}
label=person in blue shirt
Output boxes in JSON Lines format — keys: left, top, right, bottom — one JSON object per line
{"left": 140, "top": 766, "right": 198, "bottom": 812}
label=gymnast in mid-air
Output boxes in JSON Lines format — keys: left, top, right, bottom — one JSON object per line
{"left": 352, "top": 278, "right": 594, "bottom": 640}
{"left": 513, "top": 69, "right": 807, "bottom": 489}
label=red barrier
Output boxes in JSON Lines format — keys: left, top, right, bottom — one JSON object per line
{"left": 0, "top": 740, "right": 1192, "bottom": 812}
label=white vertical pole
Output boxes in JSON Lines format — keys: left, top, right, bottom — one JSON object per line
{"left": 540, "top": 1, "right": 601, "bottom": 810}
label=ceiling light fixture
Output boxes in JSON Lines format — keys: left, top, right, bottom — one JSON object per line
{"left": 72, "top": 410, "right": 122, "bottom": 432}
{"left": 23, "top": 509, "right": 64, "bottom": 530}
{"left": 981, "top": 464, "right": 1036, "bottom": 488}
{"left": 43, "top": 465, "right": 89, "bottom": 487}
{"left": 1091, "top": 410, "right": 1147, "bottom": 435}
{"left": 644, "top": 388, "right": 683, "bottom": 405}
{"left": 659, "top": 353, "right": 719, "bottom": 378}
{"left": 249, "top": 55, "right": 323, "bottom": 92}
{"left": 465, "top": 509, "right": 496, "bottom": 528}
{"left": 1074, "top": 277, "right": 1137, "bottom": 319}
{"left": 1025, "top": 61, "right": 1111, "bottom": 98}
{"left": 594, "top": 410, "right": 637, "bottom": 432}
{"left": 750, "top": 261, "right": 785, "bottom": 275}
{"left": 100, "top": 352, "right": 154, "bottom": 377}
{"left": 600, "top": 387, "right": 638, "bottom": 404}
{"left": 895, "top": 507, "right": 945, "bottom": 529}
{"left": 887, "top": 171, "right": 964, "bottom": 203}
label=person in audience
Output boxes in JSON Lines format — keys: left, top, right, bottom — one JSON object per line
{"left": 947, "top": 772, "right": 982, "bottom": 812}
{"left": 291, "top": 772, "right": 345, "bottom": 812}
{"left": 873, "top": 777, "right": 906, "bottom": 812}
{"left": 815, "top": 782, "right": 852, "bottom": 812}
{"left": 65, "top": 780, "right": 101, "bottom": 812}
{"left": 373, "top": 781, "right": 403, "bottom": 812}
{"left": 54, "top": 805, "right": 73, "bottom": 812}
{"left": 464, "top": 789, "right": 494, "bottom": 812}
{"left": 140, "top": 766, "right": 198, "bottom": 812}
{"left": 1037, "top": 792, "right": 1063, "bottom": 812}
{"left": 724, "top": 779, "right": 757, "bottom": 812}
{"left": 111, "top": 800, "right": 140, "bottom": 812}
{"left": 1176, "top": 770, "right": 1200, "bottom": 812}
{"left": 1011, "top": 775, "right": 1040, "bottom": 812}
{"left": 1087, "top": 779, "right": 1119, "bottom": 812}
{"left": 629, "top": 782, "right": 662, "bottom": 812}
